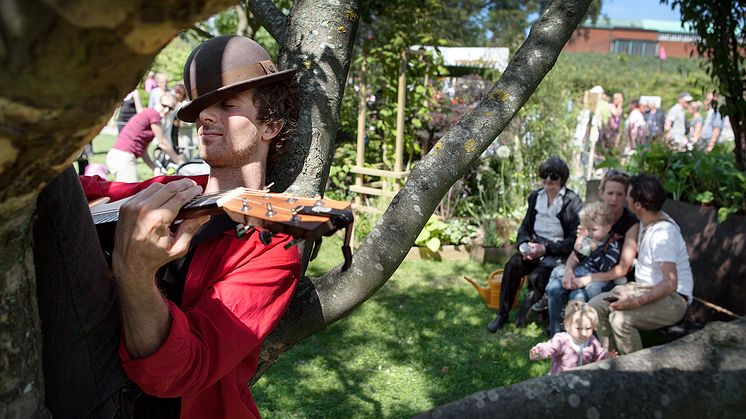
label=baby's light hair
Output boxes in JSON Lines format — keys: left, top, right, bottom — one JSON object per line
{"left": 563, "top": 301, "right": 599, "bottom": 330}
{"left": 579, "top": 201, "right": 614, "bottom": 230}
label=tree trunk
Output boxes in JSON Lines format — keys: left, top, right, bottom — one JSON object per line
{"left": 257, "top": 0, "right": 361, "bottom": 195}
{"left": 726, "top": 98, "right": 746, "bottom": 171}
{"left": 415, "top": 319, "right": 746, "bottom": 418}
{"left": 0, "top": 1, "right": 240, "bottom": 416}
{"left": 0, "top": 198, "right": 48, "bottom": 418}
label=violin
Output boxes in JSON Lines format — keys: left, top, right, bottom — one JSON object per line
{"left": 90, "top": 188, "right": 354, "bottom": 270}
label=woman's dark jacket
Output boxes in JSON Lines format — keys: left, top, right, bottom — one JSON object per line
{"left": 516, "top": 188, "right": 583, "bottom": 257}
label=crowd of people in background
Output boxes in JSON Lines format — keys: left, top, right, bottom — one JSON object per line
{"left": 594, "top": 89, "right": 730, "bottom": 159}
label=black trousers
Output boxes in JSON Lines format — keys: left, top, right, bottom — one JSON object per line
{"left": 34, "top": 167, "right": 128, "bottom": 418}
{"left": 498, "top": 252, "right": 555, "bottom": 318}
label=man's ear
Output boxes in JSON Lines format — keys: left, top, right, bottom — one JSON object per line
{"left": 262, "top": 121, "right": 283, "bottom": 141}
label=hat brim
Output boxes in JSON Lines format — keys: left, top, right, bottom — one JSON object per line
{"left": 177, "top": 69, "right": 295, "bottom": 123}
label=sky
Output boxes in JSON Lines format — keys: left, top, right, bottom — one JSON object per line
{"left": 601, "top": 0, "right": 682, "bottom": 21}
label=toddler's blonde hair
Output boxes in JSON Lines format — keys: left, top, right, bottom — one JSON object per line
{"left": 563, "top": 301, "right": 599, "bottom": 330}
{"left": 579, "top": 201, "right": 614, "bottom": 231}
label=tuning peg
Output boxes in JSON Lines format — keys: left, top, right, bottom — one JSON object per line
{"left": 259, "top": 229, "right": 273, "bottom": 245}
{"left": 241, "top": 198, "right": 251, "bottom": 213}
{"left": 265, "top": 203, "right": 275, "bottom": 217}
{"left": 235, "top": 223, "right": 251, "bottom": 239}
{"left": 313, "top": 194, "right": 325, "bottom": 207}
{"left": 290, "top": 207, "right": 302, "bottom": 224}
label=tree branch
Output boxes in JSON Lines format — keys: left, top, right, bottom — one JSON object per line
{"left": 256, "top": 0, "right": 592, "bottom": 376}
{"left": 248, "top": 0, "right": 288, "bottom": 44}
{"left": 415, "top": 318, "right": 746, "bottom": 417}
{"left": 315, "top": 0, "right": 593, "bottom": 323}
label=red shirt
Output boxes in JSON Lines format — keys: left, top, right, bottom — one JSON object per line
{"left": 113, "top": 108, "right": 162, "bottom": 157}
{"left": 82, "top": 175, "right": 301, "bottom": 418}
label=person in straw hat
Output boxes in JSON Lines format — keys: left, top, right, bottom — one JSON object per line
{"left": 34, "top": 36, "right": 301, "bottom": 418}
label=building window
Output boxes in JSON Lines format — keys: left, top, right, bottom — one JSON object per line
{"left": 611, "top": 39, "right": 658, "bottom": 57}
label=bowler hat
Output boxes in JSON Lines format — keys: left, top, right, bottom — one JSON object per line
{"left": 177, "top": 36, "right": 295, "bottom": 122}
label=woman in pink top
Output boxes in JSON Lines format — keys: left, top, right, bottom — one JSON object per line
{"left": 106, "top": 92, "right": 184, "bottom": 181}
{"left": 530, "top": 301, "right": 614, "bottom": 374}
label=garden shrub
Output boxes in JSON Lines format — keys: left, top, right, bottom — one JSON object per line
{"left": 626, "top": 142, "right": 746, "bottom": 222}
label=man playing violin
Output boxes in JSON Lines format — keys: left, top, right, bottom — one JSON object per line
{"left": 34, "top": 36, "right": 301, "bottom": 418}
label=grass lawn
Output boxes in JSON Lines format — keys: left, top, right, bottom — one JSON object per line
{"left": 253, "top": 237, "right": 552, "bottom": 418}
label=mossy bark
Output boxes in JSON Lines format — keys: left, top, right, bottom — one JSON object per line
{"left": 415, "top": 319, "right": 746, "bottom": 418}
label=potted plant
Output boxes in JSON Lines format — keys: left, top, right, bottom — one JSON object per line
{"left": 469, "top": 213, "right": 521, "bottom": 265}
{"left": 410, "top": 216, "right": 477, "bottom": 261}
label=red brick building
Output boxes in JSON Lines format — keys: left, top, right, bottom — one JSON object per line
{"left": 564, "top": 18, "right": 699, "bottom": 58}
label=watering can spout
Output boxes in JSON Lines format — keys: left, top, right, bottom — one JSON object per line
{"left": 462, "top": 269, "right": 509, "bottom": 310}
{"left": 463, "top": 276, "right": 490, "bottom": 303}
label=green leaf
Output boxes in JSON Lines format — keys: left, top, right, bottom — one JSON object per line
{"left": 411, "top": 118, "right": 422, "bottom": 128}
{"left": 694, "top": 190, "right": 714, "bottom": 204}
{"left": 415, "top": 228, "right": 431, "bottom": 245}
{"left": 717, "top": 207, "right": 738, "bottom": 223}
{"left": 425, "top": 237, "right": 441, "bottom": 253}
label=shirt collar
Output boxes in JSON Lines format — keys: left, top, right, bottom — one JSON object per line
{"left": 539, "top": 187, "right": 567, "bottom": 199}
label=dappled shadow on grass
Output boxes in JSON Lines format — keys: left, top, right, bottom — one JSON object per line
{"left": 253, "top": 258, "right": 551, "bottom": 418}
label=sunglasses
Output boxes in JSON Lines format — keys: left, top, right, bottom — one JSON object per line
{"left": 540, "top": 172, "right": 561, "bottom": 181}
{"left": 161, "top": 103, "right": 174, "bottom": 111}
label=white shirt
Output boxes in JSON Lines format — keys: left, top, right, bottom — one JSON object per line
{"left": 635, "top": 214, "right": 694, "bottom": 301}
{"left": 534, "top": 187, "right": 566, "bottom": 242}
{"left": 666, "top": 103, "right": 687, "bottom": 144}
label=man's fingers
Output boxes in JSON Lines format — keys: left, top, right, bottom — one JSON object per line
{"left": 151, "top": 184, "right": 204, "bottom": 222}
{"left": 126, "top": 179, "right": 201, "bottom": 208}
{"left": 145, "top": 179, "right": 203, "bottom": 209}
{"left": 122, "top": 181, "right": 203, "bottom": 228}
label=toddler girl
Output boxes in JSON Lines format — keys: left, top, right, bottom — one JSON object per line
{"left": 530, "top": 301, "right": 613, "bottom": 374}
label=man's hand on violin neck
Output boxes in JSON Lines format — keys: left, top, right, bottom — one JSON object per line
{"left": 112, "top": 178, "right": 208, "bottom": 287}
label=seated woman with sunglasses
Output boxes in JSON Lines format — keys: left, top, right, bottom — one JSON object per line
{"left": 106, "top": 92, "right": 185, "bottom": 182}
{"left": 487, "top": 156, "right": 583, "bottom": 332}
{"left": 542, "top": 170, "right": 640, "bottom": 336}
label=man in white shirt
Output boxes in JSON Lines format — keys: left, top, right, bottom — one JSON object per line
{"left": 700, "top": 92, "right": 723, "bottom": 152}
{"left": 590, "top": 174, "right": 693, "bottom": 354}
{"left": 664, "top": 92, "right": 692, "bottom": 148}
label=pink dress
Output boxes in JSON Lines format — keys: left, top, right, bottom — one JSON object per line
{"left": 533, "top": 332, "right": 609, "bottom": 374}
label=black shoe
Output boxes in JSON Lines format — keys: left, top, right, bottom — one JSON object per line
{"left": 487, "top": 314, "right": 508, "bottom": 333}
{"left": 531, "top": 295, "right": 548, "bottom": 312}
{"left": 515, "top": 314, "right": 528, "bottom": 328}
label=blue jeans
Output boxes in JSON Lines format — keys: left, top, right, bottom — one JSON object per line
{"left": 545, "top": 265, "right": 616, "bottom": 336}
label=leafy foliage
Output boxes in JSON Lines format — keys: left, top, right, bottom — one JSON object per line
{"left": 148, "top": 38, "right": 193, "bottom": 86}
{"left": 626, "top": 141, "right": 746, "bottom": 221}
{"left": 414, "top": 217, "right": 477, "bottom": 251}
{"left": 325, "top": 143, "right": 357, "bottom": 201}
